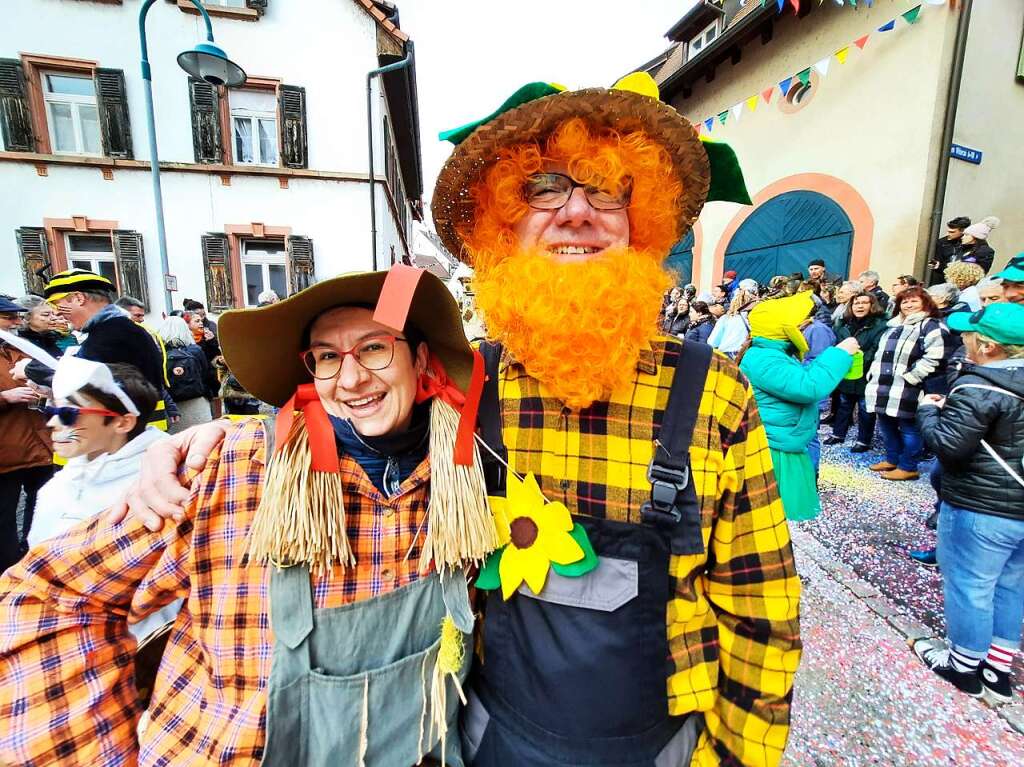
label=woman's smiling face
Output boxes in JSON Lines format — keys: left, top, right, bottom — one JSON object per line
{"left": 307, "top": 307, "right": 428, "bottom": 437}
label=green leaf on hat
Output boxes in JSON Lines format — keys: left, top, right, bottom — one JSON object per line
{"left": 702, "top": 139, "right": 753, "bottom": 205}
{"left": 440, "top": 82, "right": 565, "bottom": 145}
{"left": 550, "top": 523, "right": 598, "bottom": 578}
{"left": 474, "top": 545, "right": 504, "bottom": 590}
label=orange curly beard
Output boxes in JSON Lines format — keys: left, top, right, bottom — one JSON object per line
{"left": 472, "top": 246, "right": 670, "bottom": 409}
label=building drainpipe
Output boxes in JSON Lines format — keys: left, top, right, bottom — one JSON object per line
{"left": 366, "top": 47, "right": 413, "bottom": 271}
{"left": 926, "top": 0, "right": 973, "bottom": 272}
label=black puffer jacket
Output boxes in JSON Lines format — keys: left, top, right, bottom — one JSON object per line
{"left": 918, "top": 362, "right": 1024, "bottom": 519}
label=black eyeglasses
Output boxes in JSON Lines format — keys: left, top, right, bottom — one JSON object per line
{"left": 522, "top": 172, "right": 632, "bottom": 211}
{"left": 43, "top": 404, "right": 121, "bottom": 426}
{"left": 301, "top": 335, "right": 408, "bottom": 380}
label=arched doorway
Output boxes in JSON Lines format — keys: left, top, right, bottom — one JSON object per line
{"left": 723, "top": 190, "right": 853, "bottom": 283}
{"left": 665, "top": 229, "right": 694, "bottom": 285}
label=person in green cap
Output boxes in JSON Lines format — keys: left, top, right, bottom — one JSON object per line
{"left": 912, "top": 301, "right": 1024, "bottom": 705}
{"left": 993, "top": 253, "right": 1024, "bottom": 304}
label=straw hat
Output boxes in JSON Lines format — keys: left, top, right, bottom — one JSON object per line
{"left": 432, "top": 72, "right": 750, "bottom": 262}
{"left": 218, "top": 267, "right": 474, "bottom": 408}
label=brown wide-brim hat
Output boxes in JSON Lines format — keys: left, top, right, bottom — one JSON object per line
{"left": 219, "top": 267, "right": 473, "bottom": 408}
{"left": 432, "top": 79, "right": 711, "bottom": 263}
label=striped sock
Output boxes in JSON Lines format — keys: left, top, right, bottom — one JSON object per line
{"left": 949, "top": 644, "right": 985, "bottom": 673}
{"left": 987, "top": 642, "right": 1016, "bottom": 674}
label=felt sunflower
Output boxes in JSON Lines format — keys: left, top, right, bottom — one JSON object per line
{"left": 476, "top": 472, "right": 597, "bottom": 599}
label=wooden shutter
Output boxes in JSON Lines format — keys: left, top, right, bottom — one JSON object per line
{"left": 189, "top": 79, "right": 223, "bottom": 164}
{"left": 112, "top": 230, "right": 149, "bottom": 306}
{"left": 245, "top": 0, "right": 268, "bottom": 14}
{"left": 94, "top": 68, "right": 133, "bottom": 159}
{"left": 287, "top": 235, "right": 315, "bottom": 294}
{"left": 0, "top": 59, "right": 35, "bottom": 152}
{"left": 279, "top": 85, "right": 307, "bottom": 169}
{"left": 201, "top": 233, "right": 235, "bottom": 312}
{"left": 15, "top": 227, "right": 50, "bottom": 294}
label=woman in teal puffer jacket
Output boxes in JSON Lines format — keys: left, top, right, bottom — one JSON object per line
{"left": 740, "top": 292, "right": 858, "bottom": 521}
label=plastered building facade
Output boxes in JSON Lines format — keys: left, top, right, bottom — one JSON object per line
{"left": 643, "top": 0, "right": 1023, "bottom": 291}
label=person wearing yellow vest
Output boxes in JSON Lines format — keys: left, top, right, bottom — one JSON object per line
{"left": 25, "top": 269, "right": 168, "bottom": 431}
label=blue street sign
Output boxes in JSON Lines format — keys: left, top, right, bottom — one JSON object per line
{"left": 950, "top": 143, "right": 983, "bottom": 165}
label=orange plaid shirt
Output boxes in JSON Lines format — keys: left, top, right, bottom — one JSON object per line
{"left": 0, "top": 419, "right": 430, "bottom": 765}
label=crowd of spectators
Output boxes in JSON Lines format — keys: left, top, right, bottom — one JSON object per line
{"left": 660, "top": 248, "right": 1024, "bottom": 705}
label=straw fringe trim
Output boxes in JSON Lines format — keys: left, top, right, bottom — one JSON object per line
{"left": 246, "top": 412, "right": 355, "bottom": 574}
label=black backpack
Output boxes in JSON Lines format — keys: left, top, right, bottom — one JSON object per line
{"left": 166, "top": 347, "right": 206, "bottom": 402}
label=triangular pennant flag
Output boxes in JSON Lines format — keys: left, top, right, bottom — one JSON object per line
{"left": 877, "top": 19, "right": 896, "bottom": 32}
{"left": 814, "top": 56, "right": 831, "bottom": 78}
{"left": 778, "top": 77, "right": 794, "bottom": 97}
{"left": 704, "top": 117, "right": 714, "bottom": 133}
{"left": 746, "top": 94, "right": 759, "bottom": 112}
{"left": 902, "top": 5, "right": 922, "bottom": 23}
{"left": 854, "top": 34, "right": 870, "bottom": 50}
{"left": 776, "top": 0, "right": 784, "bottom": 10}
{"left": 717, "top": 110, "right": 729, "bottom": 125}
{"left": 796, "top": 68, "right": 811, "bottom": 87}
{"left": 731, "top": 103, "right": 744, "bottom": 122}
{"left": 789, "top": 0, "right": 801, "bottom": 14}
{"left": 762, "top": 87, "right": 774, "bottom": 104}
{"left": 835, "top": 46, "right": 850, "bottom": 64}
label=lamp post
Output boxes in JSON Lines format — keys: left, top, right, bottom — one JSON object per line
{"left": 138, "top": 0, "right": 246, "bottom": 313}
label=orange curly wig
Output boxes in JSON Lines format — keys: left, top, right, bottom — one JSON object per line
{"left": 463, "top": 117, "right": 682, "bottom": 409}
{"left": 462, "top": 117, "right": 685, "bottom": 270}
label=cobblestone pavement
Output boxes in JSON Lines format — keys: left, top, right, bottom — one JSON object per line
{"left": 782, "top": 436, "right": 1024, "bottom": 766}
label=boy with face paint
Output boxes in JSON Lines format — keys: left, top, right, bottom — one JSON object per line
{"left": 29, "top": 359, "right": 165, "bottom": 548}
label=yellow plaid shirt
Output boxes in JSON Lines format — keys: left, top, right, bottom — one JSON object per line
{"left": 493, "top": 337, "right": 801, "bottom": 766}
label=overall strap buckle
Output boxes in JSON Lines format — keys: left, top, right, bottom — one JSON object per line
{"left": 641, "top": 461, "right": 690, "bottom": 527}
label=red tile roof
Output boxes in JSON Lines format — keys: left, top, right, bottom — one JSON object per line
{"left": 352, "top": 0, "right": 409, "bottom": 43}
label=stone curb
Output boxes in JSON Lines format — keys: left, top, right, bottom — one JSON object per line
{"left": 789, "top": 528, "right": 1024, "bottom": 736}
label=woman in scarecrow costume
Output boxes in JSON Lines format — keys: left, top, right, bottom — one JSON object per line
{"left": 0, "top": 265, "right": 497, "bottom": 767}
{"left": 740, "top": 291, "right": 857, "bottom": 521}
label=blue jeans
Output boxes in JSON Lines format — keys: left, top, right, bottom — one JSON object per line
{"left": 832, "top": 393, "right": 876, "bottom": 445}
{"left": 876, "top": 413, "right": 922, "bottom": 472}
{"left": 938, "top": 502, "right": 1024, "bottom": 652}
{"left": 807, "top": 433, "right": 821, "bottom": 475}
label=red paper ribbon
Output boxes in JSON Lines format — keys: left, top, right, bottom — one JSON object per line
{"left": 275, "top": 383, "right": 339, "bottom": 473}
{"left": 416, "top": 350, "right": 485, "bottom": 467}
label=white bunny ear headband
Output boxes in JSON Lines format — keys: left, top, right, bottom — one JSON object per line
{"left": 0, "top": 328, "right": 139, "bottom": 417}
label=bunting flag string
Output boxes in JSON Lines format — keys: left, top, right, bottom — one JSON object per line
{"left": 696, "top": 3, "right": 932, "bottom": 136}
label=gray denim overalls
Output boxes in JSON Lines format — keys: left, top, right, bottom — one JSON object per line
{"left": 259, "top": 562, "right": 474, "bottom": 766}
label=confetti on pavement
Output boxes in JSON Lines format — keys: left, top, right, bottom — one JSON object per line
{"left": 781, "top": 433, "right": 1024, "bottom": 765}
{"left": 784, "top": 545, "right": 1024, "bottom": 766}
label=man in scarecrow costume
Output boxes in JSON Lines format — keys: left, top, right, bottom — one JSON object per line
{"left": 119, "top": 73, "right": 801, "bottom": 767}
{"left": 0, "top": 267, "right": 496, "bottom": 766}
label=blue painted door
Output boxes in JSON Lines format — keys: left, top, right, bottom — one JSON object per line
{"left": 665, "top": 229, "right": 694, "bottom": 285}
{"left": 723, "top": 191, "right": 853, "bottom": 283}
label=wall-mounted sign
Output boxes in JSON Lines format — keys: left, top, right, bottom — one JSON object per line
{"left": 164, "top": 274, "right": 178, "bottom": 292}
{"left": 950, "top": 144, "right": 983, "bottom": 165}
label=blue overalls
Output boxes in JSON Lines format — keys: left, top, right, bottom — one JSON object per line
{"left": 462, "top": 341, "right": 713, "bottom": 767}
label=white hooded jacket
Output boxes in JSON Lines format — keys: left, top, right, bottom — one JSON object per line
{"left": 28, "top": 426, "right": 178, "bottom": 641}
{"left": 30, "top": 426, "right": 168, "bottom": 546}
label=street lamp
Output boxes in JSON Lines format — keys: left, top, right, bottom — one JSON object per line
{"left": 138, "top": 0, "right": 246, "bottom": 313}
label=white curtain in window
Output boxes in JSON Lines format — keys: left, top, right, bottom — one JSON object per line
{"left": 234, "top": 117, "right": 254, "bottom": 163}
{"left": 258, "top": 118, "right": 277, "bottom": 165}
{"left": 49, "top": 103, "right": 76, "bottom": 152}
{"left": 79, "top": 105, "right": 102, "bottom": 155}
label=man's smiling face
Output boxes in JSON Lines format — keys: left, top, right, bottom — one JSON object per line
{"left": 511, "top": 162, "right": 630, "bottom": 264}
